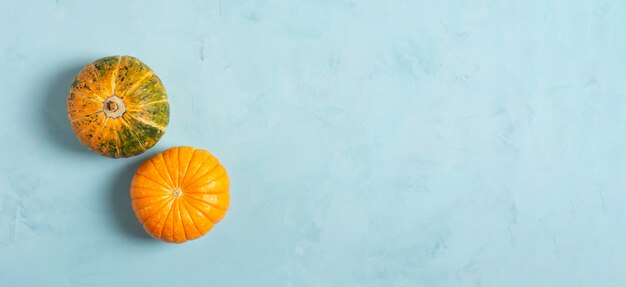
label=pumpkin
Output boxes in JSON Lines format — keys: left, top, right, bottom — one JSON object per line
{"left": 130, "top": 146, "right": 230, "bottom": 243}
{"left": 67, "top": 56, "right": 169, "bottom": 158}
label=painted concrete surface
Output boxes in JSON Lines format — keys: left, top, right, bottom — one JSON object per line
{"left": 1, "top": 1, "right": 626, "bottom": 286}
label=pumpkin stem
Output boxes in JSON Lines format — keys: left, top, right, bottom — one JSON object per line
{"left": 106, "top": 102, "right": 118, "bottom": 112}
{"left": 172, "top": 188, "right": 183, "bottom": 198}
{"left": 103, "top": 95, "right": 126, "bottom": 118}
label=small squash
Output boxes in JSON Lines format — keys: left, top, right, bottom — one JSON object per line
{"left": 130, "top": 146, "right": 230, "bottom": 243}
{"left": 67, "top": 56, "right": 169, "bottom": 158}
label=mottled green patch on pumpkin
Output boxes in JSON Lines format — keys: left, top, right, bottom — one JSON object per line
{"left": 93, "top": 56, "right": 119, "bottom": 75}
{"left": 137, "top": 77, "right": 165, "bottom": 102}
{"left": 117, "top": 126, "right": 148, "bottom": 158}
{"left": 148, "top": 103, "right": 170, "bottom": 126}
{"left": 122, "top": 76, "right": 167, "bottom": 109}
{"left": 96, "top": 138, "right": 119, "bottom": 158}
{"left": 129, "top": 119, "right": 164, "bottom": 147}
{"left": 128, "top": 103, "right": 169, "bottom": 128}
{"left": 115, "top": 56, "right": 151, "bottom": 96}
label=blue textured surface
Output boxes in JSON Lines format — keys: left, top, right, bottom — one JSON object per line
{"left": 2, "top": 0, "right": 626, "bottom": 286}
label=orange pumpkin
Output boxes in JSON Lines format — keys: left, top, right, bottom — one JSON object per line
{"left": 130, "top": 146, "right": 230, "bottom": 243}
{"left": 67, "top": 56, "right": 169, "bottom": 158}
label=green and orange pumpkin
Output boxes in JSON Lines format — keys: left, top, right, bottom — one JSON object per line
{"left": 67, "top": 56, "right": 169, "bottom": 158}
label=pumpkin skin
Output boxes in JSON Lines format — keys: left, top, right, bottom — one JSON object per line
{"left": 67, "top": 56, "right": 169, "bottom": 158}
{"left": 130, "top": 146, "right": 230, "bottom": 243}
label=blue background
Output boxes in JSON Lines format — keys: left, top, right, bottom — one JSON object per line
{"left": 1, "top": 0, "right": 626, "bottom": 286}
